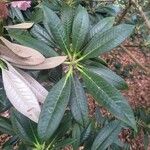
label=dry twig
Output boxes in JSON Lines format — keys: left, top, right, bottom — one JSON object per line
{"left": 120, "top": 45, "right": 150, "bottom": 75}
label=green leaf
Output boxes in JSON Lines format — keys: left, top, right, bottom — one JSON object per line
{"left": 89, "top": 17, "right": 115, "bottom": 40}
{"left": 10, "top": 7, "right": 25, "bottom": 22}
{"left": 79, "top": 67, "right": 136, "bottom": 130}
{"left": 2, "top": 145, "right": 14, "bottom": 150}
{"left": 81, "top": 123, "right": 92, "bottom": 143}
{"left": 38, "top": 75, "right": 71, "bottom": 141}
{"left": 54, "top": 138, "right": 75, "bottom": 149}
{"left": 30, "top": 24, "right": 56, "bottom": 47}
{"left": 61, "top": 6, "right": 75, "bottom": 46}
{"left": 87, "top": 63, "right": 128, "bottom": 90}
{"left": 95, "top": 106, "right": 106, "bottom": 125}
{"left": 91, "top": 120, "right": 122, "bottom": 150}
{"left": 0, "top": 85, "right": 11, "bottom": 113}
{"left": 52, "top": 111, "right": 72, "bottom": 139}
{"left": 8, "top": 30, "right": 58, "bottom": 57}
{"left": 30, "top": 8, "right": 43, "bottom": 23}
{"left": 70, "top": 75, "right": 89, "bottom": 126}
{"left": 89, "top": 57, "right": 108, "bottom": 67}
{"left": 72, "top": 123, "right": 81, "bottom": 150}
{"left": 83, "top": 24, "right": 134, "bottom": 59}
{"left": 42, "top": 5, "right": 69, "bottom": 54}
{"left": 11, "top": 109, "right": 39, "bottom": 145}
{"left": 72, "top": 6, "right": 89, "bottom": 51}
{"left": 0, "top": 116, "right": 14, "bottom": 135}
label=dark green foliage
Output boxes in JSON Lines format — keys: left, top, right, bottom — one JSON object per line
{"left": 0, "top": 0, "right": 140, "bottom": 149}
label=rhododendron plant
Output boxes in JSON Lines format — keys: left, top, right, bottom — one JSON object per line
{"left": 2, "top": 0, "right": 148, "bottom": 149}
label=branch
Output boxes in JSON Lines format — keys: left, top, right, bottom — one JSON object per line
{"left": 132, "top": 0, "right": 150, "bottom": 32}
{"left": 120, "top": 45, "right": 150, "bottom": 75}
{"left": 116, "top": 0, "right": 132, "bottom": 25}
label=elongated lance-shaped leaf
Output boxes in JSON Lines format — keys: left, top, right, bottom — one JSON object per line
{"left": 70, "top": 75, "right": 89, "bottom": 127}
{"left": 11, "top": 109, "right": 39, "bottom": 145}
{"left": 1, "top": 59, "right": 48, "bottom": 104}
{"left": 72, "top": 6, "right": 89, "bottom": 51}
{"left": 61, "top": 6, "right": 75, "bottom": 46}
{"left": 90, "top": 57, "right": 108, "bottom": 67}
{"left": 12, "top": 56, "right": 67, "bottom": 70}
{"left": 72, "top": 123, "right": 81, "bottom": 150}
{"left": 0, "top": 116, "right": 14, "bottom": 135}
{"left": 4, "top": 22, "right": 34, "bottom": 29}
{"left": 87, "top": 63, "right": 128, "bottom": 90}
{"left": 16, "top": 69, "right": 48, "bottom": 104}
{"left": 0, "top": 85, "right": 11, "bottom": 113}
{"left": 38, "top": 75, "right": 71, "bottom": 141}
{"left": 10, "top": 6, "right": 25, "bottom": 22}
{"left": 8, "top": 30, "right": 58, "bottom": 57}
{"left": 83, "top": 24, "right": 134, "bottom": 59}
{"left": 88, "top": 17, "right": 115, "bottom": 40}
{"left": 81, "top": 123, "right": 92, "bottom": 143}
{"left": 42, "top": 5, "right": 69, "bottom": 54}
{"left": 30, "top": 24, "right": 56, "bottom": 47}
{"left": 0, "top": 37, "right": 45, "bottom": 65}
{"left": 91, "top": 120, "right": 122, "bottom": 150}
{"left": 79, "top": 67, "right": 136, "bottom": 131}
{"left": 2, "top": 68, "right": 41, "bottom": 123}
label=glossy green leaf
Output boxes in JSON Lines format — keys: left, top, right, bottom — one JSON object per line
{"left": 91, "top": 120, "right": 122, "bottom": 150}
{"left": 95, "top": 106, "right": 106, "bottom": 126}
{"left": 30, "top": 8, "right": 43, "bottom": 23}
{"left": 0, "top": 116, "right": 14, "bottom": 135}
{"left": 11, "top": 109, "right": 39, "bottom": 145}
{"left": 8, "top": 30, "right": 58, "bottom": 57}
{"left": 72, "top": 6, "right": 89, "bottom": 51}
{"left": 90, "top": 57, "right": 108, "bottom": 67}
{"left": 81, "top": 123, "right": 92, "bottom": 143}
{"left": 87, "top": 63, "right": 128, "bottom": 90}
{"left": 80, "top": 67, "right": 136, "bottom": 130}
{"left": 89, "top": 17, "right": 115, "bottom": 40}
{"left": 55, "top": 138, "right": 75, "bottom": 149}
{"left": 61, "top": 6, "right": 75, "bottom": 45}
{"left": 30, "top": 24, "right": 56, "bottom": 47}
{"left": 52, "top": 111, "right": 72, "bottom": 139}
{"left": 83, "top": 24, "right": 134, "bottom": 59}
{"left": 72, "top": 123, "right": 81, "bottom": 150}
{"left": 2, "top": 145, "right": 14, "bottom": 150}
{"left": 38, "top": 76, "right": 71, "bottom": 141}
{"left": 42, "top": 5, "right": 69, "bottom": 53}
{"left": 10, "top": 7, "right": 24, "bottom": 22}
{"left": 0, "top": 85, "right": 11, "bottom": 113}
{"left": 70, "top": 75, "right": 89, "bottom": 126}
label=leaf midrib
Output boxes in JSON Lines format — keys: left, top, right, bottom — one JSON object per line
{"left": 45, "top": 77, "right": 68, "bottom": 134}
{"left": 73, "top": 14, "right": 86, "bottom": 50}
{"left": 73, "top": 78, "right": 85, "bottom": 125}
{"left": 89, "top": 67, "right": 122, "bottom": 85}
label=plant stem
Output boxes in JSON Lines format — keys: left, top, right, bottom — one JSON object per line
{"left": 132, "top": 0, "right": 150, "bottom": 33}
{"left": 116, "top": 0, "right": 132, "bottom": 25}
{"left": 120, "top": 45, "right": 150, "bottom": 75}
